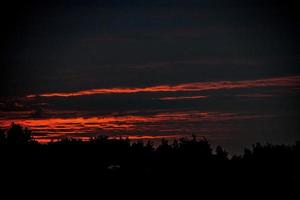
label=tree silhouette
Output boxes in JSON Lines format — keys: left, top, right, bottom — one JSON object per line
{"left": 6, "top": 123, "right": 32, "bottom": 144}
{"left": 0, "top": 123, "right": 299, "bottom": 186}
{"left": 215, "top": 145, "right": 228, "bottom": 161}
{"left": 0, "top": 129, "right": 6, "bottom": 145}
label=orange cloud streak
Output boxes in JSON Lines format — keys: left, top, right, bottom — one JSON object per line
{"left": 0, "top": 111, "right": 273, "bottom": 143}
{"left": 26, "top": 75, "right": 300, "bottom": 98}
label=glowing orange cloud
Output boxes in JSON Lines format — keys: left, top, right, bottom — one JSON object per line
{"left": 26, "top": 75, "right": 300, "bottom": 98}
{"left": 0, "top": 111, "right": 273, "bottom": 143}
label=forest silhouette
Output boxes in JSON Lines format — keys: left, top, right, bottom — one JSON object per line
{"left": 0, "top": 123, "right": 299, "bottom": 189}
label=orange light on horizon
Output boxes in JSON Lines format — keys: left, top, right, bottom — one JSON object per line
{"left": 0, "top": 111, "right": 274, "bottom": 142}
{"left": 33, "top": 134, "right": 186, "bottom": 144}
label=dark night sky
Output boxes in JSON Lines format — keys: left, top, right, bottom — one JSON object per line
{"left": 1, "top": 0, "right": 299, "bottom": 153}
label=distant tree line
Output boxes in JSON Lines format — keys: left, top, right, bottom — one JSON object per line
{"left": 0, "top": 123, "right": 299, "bottom": 185}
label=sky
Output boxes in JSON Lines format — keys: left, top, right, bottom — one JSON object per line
{"left": 0, "top": 0, "right": 299, "bottom": 153}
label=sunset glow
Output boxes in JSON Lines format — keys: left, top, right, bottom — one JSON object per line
{"left": 1, "top": 0, "right": 299, "bottom": 153}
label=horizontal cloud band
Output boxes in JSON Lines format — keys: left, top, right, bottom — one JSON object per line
{"left": 27, "top": 75, "right": 300, "bottom": 98}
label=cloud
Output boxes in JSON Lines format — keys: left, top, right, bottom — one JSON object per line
{"left": 157, "top": 95, "right": 208, "bottom": 101}
{"left": 0, "top": 110, "right": 275, "bottom": 143}
{"left": 27, "top": 75, "right": 300, "bottom": 98}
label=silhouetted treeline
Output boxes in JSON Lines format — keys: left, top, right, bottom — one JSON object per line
{"left": 0, "top": 123, "right": 299, "bottom": 188}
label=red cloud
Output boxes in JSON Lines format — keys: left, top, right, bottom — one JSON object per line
{"left": 27, "top": 75, "right": 300, "bottom": 98}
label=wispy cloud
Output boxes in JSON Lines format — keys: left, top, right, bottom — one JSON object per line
{"left": 157, "top": 95, "right": 208, "bottom": 101}
{"left": 0, "top": 110, "right": 274, "bottom": 142}
{"left": 27, "top": 75, "right": 300, "bottom": 98}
